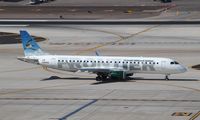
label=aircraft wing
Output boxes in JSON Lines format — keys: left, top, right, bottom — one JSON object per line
{"left": 79, "top": 67, "right": 124, "bottom": 73}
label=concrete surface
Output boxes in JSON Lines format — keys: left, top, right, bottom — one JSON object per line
{"left": 0, "top": 24, "right": 200, "bottom": 120}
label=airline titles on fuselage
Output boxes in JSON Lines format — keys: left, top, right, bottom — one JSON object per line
{"left": 54, "top": 58, "right": 157, "bottom": 72}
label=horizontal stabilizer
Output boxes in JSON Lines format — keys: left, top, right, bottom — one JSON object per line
{"left": 17, "top": 57, "right": 39, "bottom": 65}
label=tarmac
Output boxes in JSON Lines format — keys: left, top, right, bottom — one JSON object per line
{"left": 0, "top": 24, "right": 200, "bottom": 120}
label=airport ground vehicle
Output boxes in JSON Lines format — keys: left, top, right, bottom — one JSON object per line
{"left": 30, "top": 0, "right": 53, "bottom": 5}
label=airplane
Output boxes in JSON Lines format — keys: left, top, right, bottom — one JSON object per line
{"left": 17, "top": 30, "right": 187, "bottom": 81}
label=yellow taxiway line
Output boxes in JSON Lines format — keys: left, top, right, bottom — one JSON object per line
{"left": 189, "top": 111, "right": 200, "bottom": 120}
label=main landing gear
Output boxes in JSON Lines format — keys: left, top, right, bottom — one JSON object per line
{"left": 95, "top": 72, "right": 128, "bottom": 82}
{"left": 96, "top": 72, "right": 108, "bottom": 81}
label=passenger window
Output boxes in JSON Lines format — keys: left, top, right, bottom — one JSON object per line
{"left": 170, "top": 62, "right": 174, "bottom": 65}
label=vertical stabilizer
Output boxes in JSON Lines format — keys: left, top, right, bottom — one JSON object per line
{"left": 20, "top": 30, "right": 48, "bottom": 56}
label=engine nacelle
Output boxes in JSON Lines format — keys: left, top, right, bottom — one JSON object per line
{"left": 110, "top": 71, "right": 125, "bottom": 79}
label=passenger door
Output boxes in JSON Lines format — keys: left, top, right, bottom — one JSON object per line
{"left": 50, "top": 58, "right": 57, "bottom": 69}
{"left": 161, "top": 61, "right": 166, "bottom": 71}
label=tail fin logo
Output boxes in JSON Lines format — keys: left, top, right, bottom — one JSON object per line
{"left": 26, "top": 41, "right": 31, "bottom": 49}
{"left": 25, "top": 39, "right": 36, "bottom": 50}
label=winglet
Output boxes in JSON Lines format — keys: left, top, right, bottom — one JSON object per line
{"left": 95, "top": 50, "right": 100, "bottom": 56}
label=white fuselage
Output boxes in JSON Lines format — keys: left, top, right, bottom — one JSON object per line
{"left": 26, "top": 55, "right": 187, "bottom": 75}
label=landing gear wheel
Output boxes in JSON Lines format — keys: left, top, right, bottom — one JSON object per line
{"left": 96, "top": 76, "right": 102, "bottom": 81}
{"left": 96, "top": 73, "right": 108, "bottom": 82}
{"left": 102, "top": 75, "right": 107, "bottom": 80}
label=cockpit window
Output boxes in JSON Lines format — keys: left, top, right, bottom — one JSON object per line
{"left": 174, "top": 61, "right": 179, "bottom": 64}
{"left": 170, "top": 61, "right": 179, "bottom": 65}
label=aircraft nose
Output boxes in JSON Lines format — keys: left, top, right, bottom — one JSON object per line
{"left": 179, "top": 65, "right": 187, "bottom": 73}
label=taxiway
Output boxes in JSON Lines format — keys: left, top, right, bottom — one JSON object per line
{"left": 0, "top": 25, "right": 200, "bottom": 120}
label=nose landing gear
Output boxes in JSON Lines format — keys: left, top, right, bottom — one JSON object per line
{"left": 165, "top": 75, "right": 170, "bottom": 80}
